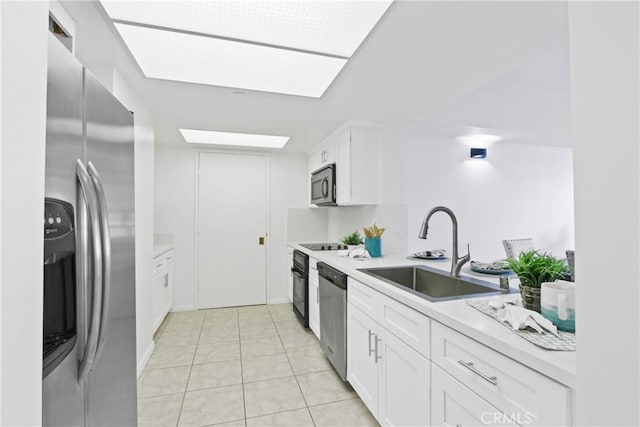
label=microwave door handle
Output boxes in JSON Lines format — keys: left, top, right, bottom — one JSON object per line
{"left": 76, "top": 160, "right": 104, "bottom": 384}
{"left": 321, "top": 178, "right": 329, "bottom": 198}
{"left": 87, "top": 161, "right": 111, "bottom": 367}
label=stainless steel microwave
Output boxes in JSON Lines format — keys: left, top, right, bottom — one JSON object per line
{"left": 310, "top": 164, "right": 336, "bottom": 206}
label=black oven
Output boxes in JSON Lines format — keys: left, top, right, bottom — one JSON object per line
{"left": 310, "top": 164, "right": 336, "bottom": 206}
{"left": 291, "top": 250, "right": 309, "bottom": 327}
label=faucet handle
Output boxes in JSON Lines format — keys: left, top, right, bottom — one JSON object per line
{"left": 462, "top": 243, "right": 471, "bottom": 261}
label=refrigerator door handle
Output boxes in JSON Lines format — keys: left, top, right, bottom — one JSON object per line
{"left": 87, "top": 161, "right": 111, "bottom": 367}
{"left": 76, "top": 159, "right": 104, "bottom": 384}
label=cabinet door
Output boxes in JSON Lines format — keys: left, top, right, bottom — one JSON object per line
{"left": 377, "top": 326, "right": 430, "bottom": 427}
{"left": 323, "top": 144, "right": 337, "bottom": 165}
{"left": 308, "top": 265, "right": 321, "bottom": 338}
{"left": 308, "top": 151, "right": 322, "bottom": 174}
{"left": 335, "top": 129, "right": 352, "bottom": 204}
{"left": 347, "top": 303, "right": 378, "bottom": 417}
{"left": 287, "top": 248, "right": 294, "bottom": 302}
{"left": 432, "top": 364, "right": 515, "bottom": 427}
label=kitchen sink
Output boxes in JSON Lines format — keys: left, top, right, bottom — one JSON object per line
{"left": 358, "top": 265, "right": 517, "bottom": 302}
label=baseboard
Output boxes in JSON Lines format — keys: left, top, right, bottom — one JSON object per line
{"left": 137, "top": 340, "right": 155, "bottom": 378}
{"left": 268, "top": 297, "right": 291, "bottom": 305}
{"left": 171, "top": 304, "right": 198, "bottom": 312}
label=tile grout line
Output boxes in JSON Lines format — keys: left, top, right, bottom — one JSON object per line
{"left": 236, "top": 307, "right": 249, "bottom": 426}
{"left": 270, "top": 309, "right": 318, "bottom": 427}
{"left": 175, "top": 311, "right": 205, "bottom": 427}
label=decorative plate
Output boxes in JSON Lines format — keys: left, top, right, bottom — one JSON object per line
{"left": 413, "top": 249, "right": 446, "bottom": 260}
{"left": 470, "top": 260, "right": 512, "bottom": 275}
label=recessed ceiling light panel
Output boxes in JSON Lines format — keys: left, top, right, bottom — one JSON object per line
{"left": 114, "top": 23, "right": 347, "bottom": 97}
{"left": 101, "top": 1, "right": 392, "bottom": 57}
{"left": 180, "top": 128, "right": 290, "bottom": 149}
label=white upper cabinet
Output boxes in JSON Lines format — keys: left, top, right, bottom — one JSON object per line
{"left": 335, "top": 127, "right": 379, "bottom": 205}
{"left": 308, "top": 125, "right": 379, "bottom": 206}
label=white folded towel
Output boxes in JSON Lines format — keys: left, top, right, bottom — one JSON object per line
{"left": 349, "top": 247, "right": 371, "bottom": 259}
{"left": 336, "top": 249, "right": 350, "bottom": 257}
{"left": 496, "top": 305, "right": 559, "bottom": 336}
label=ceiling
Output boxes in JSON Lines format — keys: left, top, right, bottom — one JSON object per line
{"left": 62, "top": 1, "right": 571, "bottom": 153}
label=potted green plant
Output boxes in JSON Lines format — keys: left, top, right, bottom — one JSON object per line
{"left": 341, "top": 230, "right": 364, "bottom": 251}
{"left": 363, "top": 223, "right": 385, "bottom": 258}
{"left": 506, "top": 250, "right": 568, "bottom": 312}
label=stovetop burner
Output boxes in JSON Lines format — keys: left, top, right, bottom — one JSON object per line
{"left": 299, "top": 242, "right": 348, "bottom": 251}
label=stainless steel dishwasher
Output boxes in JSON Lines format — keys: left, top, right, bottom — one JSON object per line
{"left": 318, "top": 262, "right": 348, "bottom": 381}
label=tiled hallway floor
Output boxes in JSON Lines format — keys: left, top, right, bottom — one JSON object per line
{"left": 138, "top": 304, "right": 379, "bottom": 427}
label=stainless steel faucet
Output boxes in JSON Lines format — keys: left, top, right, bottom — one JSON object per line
{"left": 418, "top": 206, "right": 470, "bottom": 277}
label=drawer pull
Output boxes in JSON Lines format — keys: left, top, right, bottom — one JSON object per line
{"left": 374, "top": 336, "right": 382, "bottom": 363}
{"left": 458, "top": 360, "right": 498, "bottom": 386}
{"left": 368, "top": 330, "right": 375, "bottom": 357}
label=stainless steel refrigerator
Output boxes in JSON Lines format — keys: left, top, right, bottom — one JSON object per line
{"left": 42, "top": 33, "right": 137, "bottom": 426}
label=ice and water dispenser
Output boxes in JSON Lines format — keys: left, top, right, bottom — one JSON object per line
{"left": 43, "top": 198, "right": 77, "bottom": 378}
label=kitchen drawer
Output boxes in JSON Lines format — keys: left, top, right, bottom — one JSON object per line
{"left": 153, "top": 249, "right": 174, "bottom": 277}
{"left": 347, "top": 278, "right": 378, "bottom": 319}
{"left": 432, "top": 321, "right": 571, "bottom": 426}
{"left": 377, "top": 293, "right": 430, "bottom": 359}
{"left": 432, "top": 364, "right": 515, "bottom": 426}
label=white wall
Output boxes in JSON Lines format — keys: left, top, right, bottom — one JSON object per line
{"left": 406, "top": 134, "right": 574, "bottom": 260}
{"left": 154, "top": 146, "right": 308, "bottom": 308}
{"left": 569, "top": 3, "right": 639, "bottom": 425}
{"left": 321, "top": 123, "right": 574, "bottom": 261}
{"left": 0, "top": 2, "right": 49, "bottom": 424}
{"left": 268, "top": 153, "right": 309, "bottom": 302}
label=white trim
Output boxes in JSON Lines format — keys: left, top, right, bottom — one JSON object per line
{"left": 268, "top": 297, "right": 290, "bottom": 305}
{"left": 136, "top": 341, "right": 155, "bottom": 378}
{"left": 49, "top": 0, "right": 76, "bottom": 51}
{"left": 171, "top": 304, "right": 198, "bottom": 312}
{"left": 194, "top": 150, "right": 270, "bottom": 309}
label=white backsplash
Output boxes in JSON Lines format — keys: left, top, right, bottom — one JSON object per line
{"left": 286, "top": 207, "right": 328, "bottom": 242}
{"left": 327, "top": 204, "right": 409, "bottom": 255}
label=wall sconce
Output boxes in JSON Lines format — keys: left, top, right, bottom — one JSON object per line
{"left": 470, "top": 147, "right": 487, "bottom": 159}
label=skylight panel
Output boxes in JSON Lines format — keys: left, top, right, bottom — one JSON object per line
{"left": 101, "top": 1, "right": 392, "bottom": 57}
{"left": 180, "top": 129, "right": 290, "bottom": 149}
{"left": 114, "top": 23, "right": 347, "bottom": 97}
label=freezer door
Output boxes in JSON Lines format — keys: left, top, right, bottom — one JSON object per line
{"left": 42, "top": 34, "right": 86, "bottom": 427}
{"left": 83, "top": 70, "right": 137, "bottom": 426}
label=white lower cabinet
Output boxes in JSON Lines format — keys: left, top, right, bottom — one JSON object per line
{"left": 308, "top": 260, "right": 320, "bottom": 339}
{"left": 346, "top": 279, "right": 574, "bottom": 427}
{"left": 432, "top": 321, "right": 571, "bottom": 426}
{"left": 152, "top": 249, "right": 174, "bottom": 332}
{"left": 347, "top": 302, "right": 430, "bottom": 427}
{"left": 377, "top": 326, "right": 430, "bottom": 427}
{"left": 432, "top": 364, "right": 514, "bottom": 427}
{"left": 347, "top": 302, "right": 378, "bottom": 414}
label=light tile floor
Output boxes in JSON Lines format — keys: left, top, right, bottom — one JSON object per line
{"left": 138, "top": 303, "right": 379, "bottom": 427}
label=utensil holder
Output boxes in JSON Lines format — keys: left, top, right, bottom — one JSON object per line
{"left": 365, "top": 237, "right": 382, "bottom": 258}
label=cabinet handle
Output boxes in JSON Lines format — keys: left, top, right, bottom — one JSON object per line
{"left": 458, "top": 360, "right": 498, "bottom": 386}
{"left": 317, "top": 286, "right": 319, "bottom": 304}
{"left": 368, "top": 330, "right": 375, "bottom": 357}
{"left": 374, "top": 336, "right": 382, "bottom": 363}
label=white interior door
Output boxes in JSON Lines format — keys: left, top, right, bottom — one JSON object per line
{"left": 197, "top": 152, "right": 268, "bottom": 308}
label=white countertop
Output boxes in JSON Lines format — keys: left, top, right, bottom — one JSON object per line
{"left": 289, "top": 242, "right": 576, "bottom": 389}
{"left": 153, "top": 242, "right": 174, "bottom": 258}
